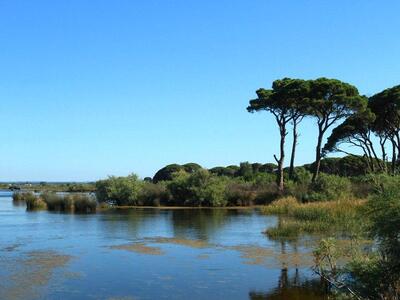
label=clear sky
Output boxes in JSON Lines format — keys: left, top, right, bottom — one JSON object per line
{"left": 0, "top": 0, "right": 399, "bottom": 181}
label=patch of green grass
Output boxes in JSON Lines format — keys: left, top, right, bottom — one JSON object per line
{"left": 262, "top": 197, "right": 366, "bottom": 240}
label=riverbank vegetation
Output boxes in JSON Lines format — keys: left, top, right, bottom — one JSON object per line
{"left": 14, "top": 192, "right": 96, "bottom": 213}
{"left": 262, "top": 197, "right": 365, "bottom": 240}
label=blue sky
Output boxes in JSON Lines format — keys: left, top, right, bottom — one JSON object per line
{"left": 0, "top": 0, "right": 399, "bottom": 181}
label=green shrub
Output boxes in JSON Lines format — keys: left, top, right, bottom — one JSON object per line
{"left": 306, "top": 173, "right": 352, "bottom": 201}
{"left": 314, "top": 182, "right": 400, "bottom": 299}
{"left": 139, "top": 182, "right": 171, "bottom": 206}
{"left": 95, "top": 174, "right": 142, "bottom": 206}
{"left": 193, "top": 176, "right": 229, "bottom": 207}
{"left": 225, "top": 181, "right": 257, "bottom": 206}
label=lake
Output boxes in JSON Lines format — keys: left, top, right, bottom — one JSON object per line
{"left": 0, "top": 190, "right": 328, "bottom": 300}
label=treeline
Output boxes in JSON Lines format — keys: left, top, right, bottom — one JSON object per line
{"left": 247, "top": 78, "right": 400, "bottom": 191}
{"left": 94, "top": 156, "right": 379, "bottom": 207}
{"left": 2, "top": 182, "right": 95, "bottom": 193}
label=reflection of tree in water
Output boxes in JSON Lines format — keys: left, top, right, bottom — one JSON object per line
{"left": 249, "top": 235, "right": 328, "bottom": 300}
{"left": 170, "top": 209, "right": 235, "bottom": 240}
{"left": 249, "top": 268, "right": 328, "bottom": 300}
{"left": 98, "top": 208, "right": 165, "bottom": 238}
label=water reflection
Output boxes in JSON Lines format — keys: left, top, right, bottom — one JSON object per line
{"left": 170, "top": 209, "right": 231, "bottom": 240}
{"left": 249, "top": 268, "right": 329, "bottom": 299}
{"left": 0, "top": 194, "right": 328, "bottom": 300}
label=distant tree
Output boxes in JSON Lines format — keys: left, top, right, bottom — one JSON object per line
{"left": 323, "top": 110, "right": 383, "bottom": 172}
{"left": 369, "top": 85, "right": 400, "bottom": 174}
{"left": 238, "top": 162, "right": 253, "bottom": 179}
{"left": 153, "top": 164, "right": 184, "bottom": 183}
{"left": 247, "top": 78, "right": 309, "bottom": 191}
{"left": 209, "top": 165, "right": 239, "bottom": 177}
{"left": 182, "top": 163, "right": 202, "bottom": 173}
{"left": 307, "top": 78, "right": 368, "bottom": 182}
{"left": 259, "top": 163, "right": 277, "bottom": 173}
{"left": 247, "top": 87, "right": 288, "bottom": 191}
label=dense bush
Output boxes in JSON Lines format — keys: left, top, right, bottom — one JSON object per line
{"left": 305, "top": 173, "right": 352, "bottom": 202}
{"left": 139, "top": 182, "right": 171, "bottom": 206}
{"left": 313, "top": 180, "right": 400, "bottom": 299}
{"left": 304, "top": 156, "right": 371, "bottom": 177}
{"left": 153, "top": 164, "right": 185, "bottom": 183}
{"left": 95, "top": 174, "right": 142, "bottom": 206}
{"left": 166, "top": 169, "right": 230, "bottom": 206}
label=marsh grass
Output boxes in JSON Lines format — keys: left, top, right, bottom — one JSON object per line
{"left": 41, "top": 193, "right": 73, "bottom": 211}
{"left": 38, "top": 192, "right": 97, "bottom": 213}
{"left": 72, "top": 194, "right": 97, "bottom": 213}
{"left": 13, "top": 192, "right": 47, "bottom": 210}
{"left": 13, "top": 192, "right": 46, "bottom": 210}
{"left": 262, "top": 196, "right": 366, "bottom": 240}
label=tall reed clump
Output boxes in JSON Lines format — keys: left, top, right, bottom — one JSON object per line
{"left": 12, "top": 192, "right": 24, "bottom": 202}
{"left": 41, "top": 192, "right": 73, "bottom": 211}
{"left": 71, "top": 194, "right": 97, "bottom": 213}
{"left": 41, "top": 192, "right": 97, "bottom": 213}
{"left": 14, "top": 192, "right": 47, "bottom": 210}
{"left": 262, "top": 196, "right": 366, "bottom": 240}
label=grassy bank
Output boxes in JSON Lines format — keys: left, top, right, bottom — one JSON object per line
{"left": 262, "top": 197, "right": 366, "bottom": 240}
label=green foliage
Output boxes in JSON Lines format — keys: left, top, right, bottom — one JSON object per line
{"left": 139, "top": 181, "right": 171, "bottom": 206}
{"left": 263, "top": 197, "right": 365, "bottom": 240}
{"left": 259, "top": 163, "right": 277, "bottom": 173}
{"left": 40, "top": 192, "right": 96, "bottom": 213}
{"left": 306, "top": 174, "right": 352, "bottom": 202}
{"left": 237, "top": 162, "right": 254, "bottom": 179}
{"left": 311, "top": 179, "right": 400, "bottom": 299}
{"left": 14, "top": 192, "right": 47, "bottom": 210}
{"left": 304, "top": 156, "right": 370, "bottom": 177}
{"left": 153, "top": 164, "right": 185, "bottom": 183}
{"left": 95, "top": 174, "right": 142, "bottom": 206}
{"left": 167, "top": 169, "right": 230, "bottom": 206}
{"left": 71, "top": 194, "right": 97, "bottom": 213}
{"left": 182, "top": 163, "right": 202, "bottom": 173}
{"left": 41, "top": 192, "right": 72, "bottom": 211}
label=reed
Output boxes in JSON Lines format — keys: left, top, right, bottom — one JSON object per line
{"left": 262, "top": 196, "right": 366, "bottom": 239}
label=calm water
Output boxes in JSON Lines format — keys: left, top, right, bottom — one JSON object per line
{"left": 0, "top": 191, "right": 328, "bottom": 300}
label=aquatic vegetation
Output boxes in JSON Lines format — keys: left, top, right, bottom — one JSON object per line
{"left": 262, "top": 197, "right": 366, "bottom": 239}
{"left": 13, "top": 192, "right": 48, "bottom": 210}
{"left": 0, "top": 250, "right": 72, "bottom": 300}
{"left": 71, "top": 194, "right": 97, "bottom": 213}
{"left": 148, "top": 237, "right": 210, "bottom": 249}
{"left": 37, "top": 192, "right": 97, "bottom": 213}
{"left": 109, "top": 243, "right": 164, "bottom": 255}
{"left": 41, "top": 192, "right": 73, "bottom": 211}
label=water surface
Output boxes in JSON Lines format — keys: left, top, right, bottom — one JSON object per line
{"left": 0, "top": 191, "right": 328, "bottom": 299}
